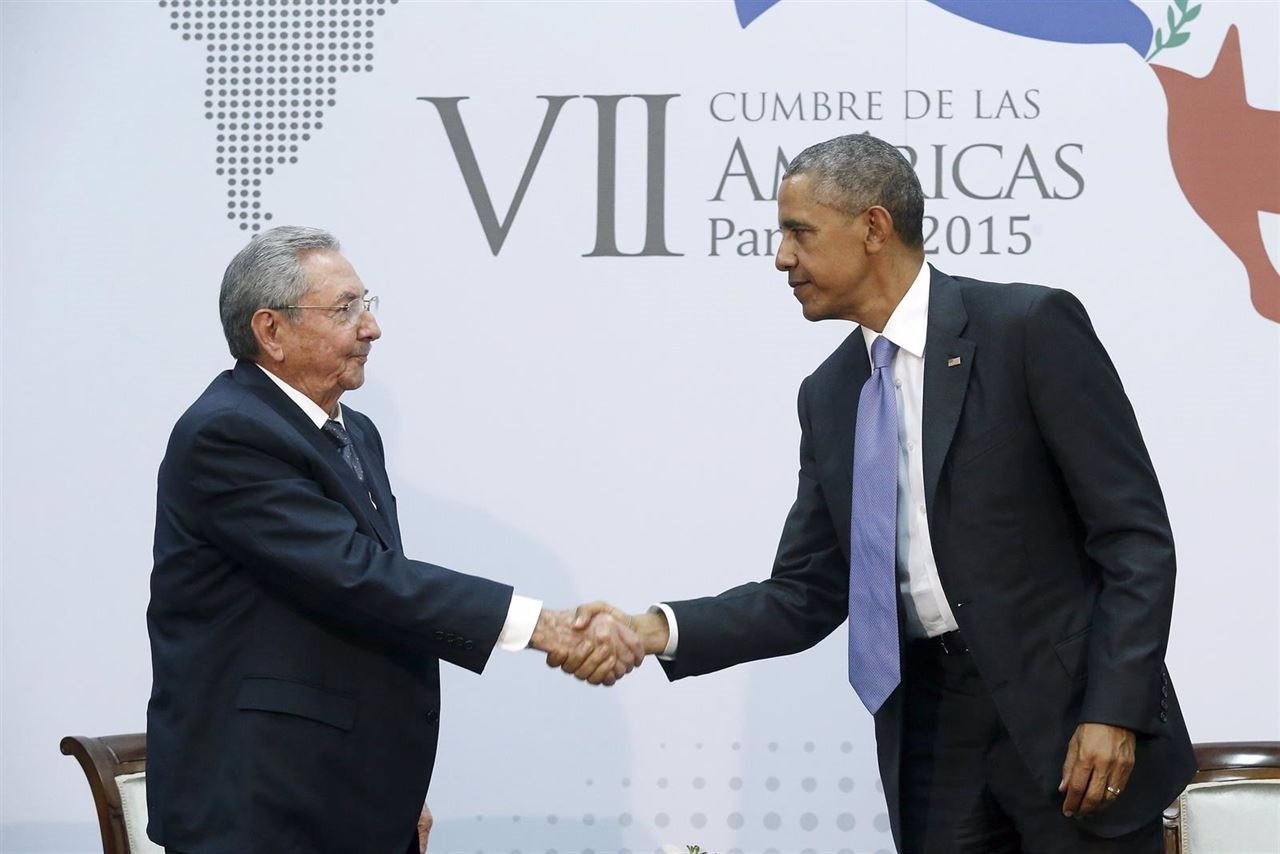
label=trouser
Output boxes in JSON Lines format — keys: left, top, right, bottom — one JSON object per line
{"left": 898, "top": 636, "right": 1162, "bottom": 854}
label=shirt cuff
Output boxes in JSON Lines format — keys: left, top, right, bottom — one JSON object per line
{"left": 650, "top": 603, "right": 678, "bottom": 660}
{"left": 497, "top": 594, "right": 542, "bottom": 651}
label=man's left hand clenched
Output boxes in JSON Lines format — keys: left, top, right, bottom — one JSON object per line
{"left": 1058, "top": 722, "right": 1136, "bottom": 817}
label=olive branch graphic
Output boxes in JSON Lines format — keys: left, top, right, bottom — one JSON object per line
{"left": 1147, "top": 0, "right": 1201, "bottom": 62}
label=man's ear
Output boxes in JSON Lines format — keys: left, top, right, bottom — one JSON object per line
{"left": 251, "top": 308, "right": 288, "bottom": 364}
{"left": 865, "top": 206, "right": 895, "bottom": 254}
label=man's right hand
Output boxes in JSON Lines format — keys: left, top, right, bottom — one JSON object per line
{"left": 528, "top": 607, "right": 645, "bottom": 686}
{"left": 569, "top": 601, "right": 670, "bottom": 659}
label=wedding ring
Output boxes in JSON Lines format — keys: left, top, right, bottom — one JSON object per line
{"left": 1105, "top": 786, "right": 1122, "bottom": 798}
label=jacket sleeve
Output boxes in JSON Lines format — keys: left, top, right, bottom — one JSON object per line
{"left": 174, "top": 407, "right": 514, "bottom": 673}
{"left": 1023, "top": 288, "right": 1175, "bottom": 734}
{"left": 661, "top": 376, "right": 850, "bottom": 680}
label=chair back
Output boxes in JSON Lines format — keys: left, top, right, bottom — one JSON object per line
{"left": 1164, "top": 742, "right": 1280, "bottom": 854}
{"left": 60, "top": 733, "right": 164, "bottom": 854}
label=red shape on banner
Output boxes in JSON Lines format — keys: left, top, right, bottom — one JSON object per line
{"left": 1153, "top": 26, "right": 1280, "bottom": 323}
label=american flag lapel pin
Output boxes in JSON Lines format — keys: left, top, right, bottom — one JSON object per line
{"left": 948, "top": 356, "right": 962, "bottom": 367}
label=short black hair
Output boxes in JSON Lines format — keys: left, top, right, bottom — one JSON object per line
{"left": 784, "top": 133, "right": 924, "bottom": 249}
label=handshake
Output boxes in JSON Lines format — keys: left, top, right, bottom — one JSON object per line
{"left": 528, "top": 602, "right": 670, "bottom": 686}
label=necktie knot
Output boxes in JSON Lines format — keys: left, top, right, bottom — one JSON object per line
{"left": 322, "top": 419, "right": 352, "bottom": 449}
{"left": 322, "top": 419, "right": 365, "bottom": 483}
{"left": 870, "top": 335, "right": 898, "bottom": 371}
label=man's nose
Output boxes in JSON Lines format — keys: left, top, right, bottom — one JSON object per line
{"left": 775, "top": 239, "right": 795, "bottom": 272}
{"left": 360, "top": 312, "right": 381, "bottom": 341}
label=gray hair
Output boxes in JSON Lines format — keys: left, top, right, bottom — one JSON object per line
{"left": 783, "top": 133, "right": 925, "bottom": 249}
{"left": 218, "top": 225, "right": 341, "bottom": 360}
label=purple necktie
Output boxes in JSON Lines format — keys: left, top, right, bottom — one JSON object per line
{"left": 848, "top": 335, "right": 900, "bottom": 714}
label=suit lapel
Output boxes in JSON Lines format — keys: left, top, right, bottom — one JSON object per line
{"left": 921, "top": 268, "right": 975, "bottom": 518}
{"left": 232, "top": 361, "right": 396, "bottom": 548}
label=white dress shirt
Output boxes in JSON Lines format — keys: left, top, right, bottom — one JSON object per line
{"left": 255, "top": 363, "right": 541, "bottom": 651}
{"left": 656, "top": 261, "right": 957, "bottom": 657}
{"left": 860, "top": 263, "right": 959, "bottom": 639}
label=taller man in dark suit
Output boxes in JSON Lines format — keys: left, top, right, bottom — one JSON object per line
{"left": 571, "top": 134, "right": 1195, "bottom": 852}
{"left": 147, "top": 227, "right": 643, "bottom": 854}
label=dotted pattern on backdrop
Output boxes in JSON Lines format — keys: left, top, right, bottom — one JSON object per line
{"left": 159, "top": 0, "right": 400, "bottom": 232}
{"left": 462, "top": 740, "right": 894, "bottom": 854}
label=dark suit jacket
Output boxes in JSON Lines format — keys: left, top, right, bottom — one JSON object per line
{"left": 146, "top": 360, "right": 514, "bottom": 854}
{"left": 660, "top": 266, "right": 1195, "bottom": 845}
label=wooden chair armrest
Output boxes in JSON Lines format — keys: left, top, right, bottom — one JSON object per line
{"left": 60, "top": 733, "right": 146, "bottom": 854}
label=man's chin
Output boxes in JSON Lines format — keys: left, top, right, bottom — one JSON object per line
{"left": 799, "top": 302, "right": 827, "bottom": 322}
{"left": 342, "top": 367, "right": 366, "bottom": 390}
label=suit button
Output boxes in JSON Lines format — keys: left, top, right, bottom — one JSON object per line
{"left": 1161, "top": 699, "right": 1169, "bottom": 710}
{"left": 426, "top": 709, "right": 439, "bottom": 724}
{"left": 1161, "top": 687, "right": 1168, "bottom": 697}
{"left": 1159, "top": 712, "right": 1168, "bottom": 722}
{"left": 464, "top": 640, "right": 475, "bottom": 650}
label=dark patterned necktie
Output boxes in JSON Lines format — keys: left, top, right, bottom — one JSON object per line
{"left": 321, "top": 419, "right": 365, "bottom": 483}
{"left": 848, "top": 335, "right": 901, "bottom": 714}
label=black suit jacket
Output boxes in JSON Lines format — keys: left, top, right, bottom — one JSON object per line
{"left": 146, "top": 360, "right": 514, "bottom": 854}
{"left": 660, "top": 266, "right": 1195, "bottom": 844}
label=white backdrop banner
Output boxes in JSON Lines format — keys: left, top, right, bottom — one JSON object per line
{"left": 2, "top": 1, "right": 1277, "bottom": 853}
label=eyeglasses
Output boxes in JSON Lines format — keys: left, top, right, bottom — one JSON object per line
{"left": 279, "top": 294, "right": 379, "bottom": 325}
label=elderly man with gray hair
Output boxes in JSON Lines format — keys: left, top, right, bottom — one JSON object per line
{"left": 145, "top": 227, "right": 641, "bottom": 854}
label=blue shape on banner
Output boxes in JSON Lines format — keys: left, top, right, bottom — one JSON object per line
{"left": 735, "top": 0, "right": 781, "bottom": 28}
{"left": 925, "top": 0, "right": 1153, "bottom": 56}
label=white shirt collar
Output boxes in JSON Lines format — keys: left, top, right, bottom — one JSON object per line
{"left": 254, "top": 362, "right": 345, "bottom": 429}
{"left": 861, "top": 261, "right": 931, "bottom": 359}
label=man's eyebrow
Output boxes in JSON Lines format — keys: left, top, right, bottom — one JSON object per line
{"left": 780, "top": 218, "right": 810, "bottom": 230}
